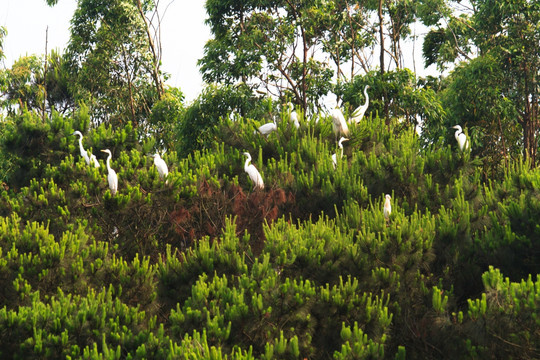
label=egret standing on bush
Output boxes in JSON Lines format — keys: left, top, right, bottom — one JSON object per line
{"left": 384, "top": 194, "right": 392, "bottom": 220}
{"left": 330, "top": 107, "right": 349, "bottom": 138}
{"left": 332, "top": 137, "right": 349, "bottom": 169}
{"left": 452, "top": 125, "right": 470, "bottom": 152}
{"left": 243, "top": 152, "right": 264, "bottom": 190}
{"left": 258, "top": 119, "right": 278, "bottom": 136}
{"left": 349, "top": 85, "right": 370, "bottom": 124}
{"left": 72, "top": 131, "right": 100, "bottom": 168}
{"left": 288, "top": 103, "right": 300, "bottom": 129}
{"left": 152, "top": 153, "right": 169, "bottom": 183}
{"left": 101, "top": 149, "right": 118, "bottom": 196}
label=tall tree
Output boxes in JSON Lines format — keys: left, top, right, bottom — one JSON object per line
{"left": 423, "top": 0, "right": 540, "bottom": 164}
{"left": 200, "top": 0, "right": 337, "bottom": 112}
{"left": 62, "top": 0, "right": 165, "bottom": 126}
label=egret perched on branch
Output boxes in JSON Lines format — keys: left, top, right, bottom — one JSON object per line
{"left": 151, "top": 153, "right": 169, "bottom": 182}
{"left": 452, "top": 125, "right": 470, "bottom": 152}
{"left": 101, "top": 149, "right": 118, "bottom": 195}
{"left": 383, "top": 194, "right": 392, "bottom": 220}
{"left": 72, "top": 131, "right": 100, "bottom": 168}
{"left": 258, "top": 119, "right": 278, "bottom": 136}
{"left": 330, "top": 107, "right": 349, "bottom": 137}
{"left": 349, "top": 85, "right": 370, "bottom": 124}
{"left": 332, "top": 137, "right": 349, "bottom": 169}
{"left": 243, "top": 152, "right": 264, "bottom": 190}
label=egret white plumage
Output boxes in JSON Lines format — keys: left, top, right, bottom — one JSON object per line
{"left": 101, "top": 149, "right": 118, "bottom": 195}
{"left": 258, "top": 119, "right": 278, "bottom": 136}
{"left": 243, "top": 152, "right": 264, "bottom": 190}
{"left": 72, "top": 131, "right": 99, "bottom": 167}
{"left": 384, "top": 194, "right": 392, "bottom": 220}
{"left": 332, "top": 137, "right": 349, "bottom": 169}
{"left": 349, "top": 85, "right": 370, "bottom": 124}
{"left": 452, "top": 125, "right": 470, "bottom": 152}
{"left": 152, "top": 153, "right": 169, "bottom": 182}
{"left": 89, "top": 154, "right": 100, "bottom": 168}
{"left": 330, "top": 108, "right": 349, "bottom": 137}
{"left": 288, "top": 103, "right": 300, "bottom": 129}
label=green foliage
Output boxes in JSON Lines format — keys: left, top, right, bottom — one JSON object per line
{"left": 175, "top": 84, "right": 273, "bottom": 155}
{"left": 337, "top": 69, "right": 446, "bottom": 134}
{"left": 440, "top": 55, "right": 521, "bottom": 172}
{"left": 0, "top": 109, "right": 143, "bottom": 189}
{"left": 422, "top": 0, "right": 540, "bottom": 165}
{"left": 2, "top": 101, "right": 540, "bottom": 359}
{"left": 201, "top": 0, "right": 341, "bottom": 108}
{"left": 0, "top": 26, "right": 6, "bottom": 62}
{"left": 0, "top": 55, "right": 45, "bottom": 115}
{"left": 2, "top": 1, "right": 539, "bottom": 359}
{"left": 65, "top": 0, "right": 161, "bottom": 126}
{"left": 148, "top": 87, "right": 185, "bottom": 150}
{"left": 0, "top": 50, "right": 76, "bottom": 118}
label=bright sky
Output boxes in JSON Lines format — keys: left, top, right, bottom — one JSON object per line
{"left": 1, "top": 0, "right": 210, "bottom": 102}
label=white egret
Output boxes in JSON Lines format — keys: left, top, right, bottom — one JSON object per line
{"left": 89, "top": 154, "right": 100, "bottom": 168}
{"left": 101, "top": 149, "right": 118, "bottom": 195}
{"left": 349, "top": 85, "right": 370, "bottom": 124}
{"left": 258, "top": 119, "right": 278, "bottom": 136}
{"left": 332, "top": 137, "right": 349, "bottom": 169}
{"left": 384, "top": 194, "right": 392, "bottom": 220}
{"left": 288, "top": 103, "right": 300, "bottom": 129}
{"left": 152, "top": 153, "right": 169, "bottom": 182}
{"left": 243, "top": 152, "right": 264, "bottom": 190}
{"left": 452, "top": 125, "right": 470, "bottom": 152}
{"left": 72, "top": 131, "right": 100, "bottom": 167}
{"left": 330, "top": 108, "right": 349, "bottom": 137}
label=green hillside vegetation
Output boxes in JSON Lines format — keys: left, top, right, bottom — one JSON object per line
{"left": 1, "top": 106, "right": 540, "bottom": 359}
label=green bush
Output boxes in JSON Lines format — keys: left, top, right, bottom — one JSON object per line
{"left": 1, "top": 107, "right": 540, "bottom": 359}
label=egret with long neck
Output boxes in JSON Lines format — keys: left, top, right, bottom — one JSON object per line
{"left": 72, "top": 131, "right": 99, "bottom": 167}
{"left": 243, "top": 152, "right": 264, "bottom": 190}
{"left": 452, "top": 125, "right": 470, "bottom": 152}
{"left": 101, "top": 149, "right": 118, "bottom": 195}
{"left": 330, "top": 107, "right": 349, "bottom": 138}
{"left": 332, "top": 137, "right": 349, "bottom": 169}
{"left": 257, "top": 119, "right": 278, "bottom": 136}
{"left": 350, "top": 85, "right": 370, "bottom": 124}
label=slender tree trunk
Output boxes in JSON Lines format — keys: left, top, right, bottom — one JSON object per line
{"left": 42, "top": 26, "right": 48, "bottom": 122}
{"left": 378, "top": 0, "right": 390, "bottom": 124}
{"left": 136, "top": 0, "right": 164, "bottom": 98}
{"left": 378, "top": 0, "right": 384, "bottom": 76}
{"left": 121, "top": 44, "right": 137, "bottom": 125}
{"left": 345, "top": 2, "right": 355, "bottom": 79}
{"left": 300, "top": 20, "right": 308, "bottom": 111}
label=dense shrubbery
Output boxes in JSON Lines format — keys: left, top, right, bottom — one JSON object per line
{"left": 1, "top": 108, "right": 540, "bottom": 359}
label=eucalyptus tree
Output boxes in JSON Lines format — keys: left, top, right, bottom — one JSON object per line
{"left": 422, "top": 0, "right": 540, "bottom": 165}
{"left": 0, "top": 56, "right": 44, "bottom": 116}
{"left": 0, "top": 50, "right": 77, "bottom": 118}
{"left": 200, "top": 0, "right": 339, "bottom": 112}
{"left": 55, "top": 0, "right": 166, "bottom": 127}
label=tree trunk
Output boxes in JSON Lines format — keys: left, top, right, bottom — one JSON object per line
{"left": 378, "top": 0, "right": 390, "bottom": 125}
{"left": 378, "top": 0, "right": 384, "bottom": 76}
{"left": 42, "top": 26, "right": 48, "bottom": 122}
{"left": 136, "top": 0, "right": 164, "bottom": 99}
{"left": 121, "top": 44, "right": 137, "bottom": 125}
